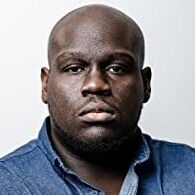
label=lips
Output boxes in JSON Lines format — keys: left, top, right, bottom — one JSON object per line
{"left": 78, "top": 103, "right": 116, "bottom": 123}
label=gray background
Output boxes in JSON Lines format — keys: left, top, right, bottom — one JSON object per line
{"left": 0, "top": 0, "right": 194, "bottom": 157}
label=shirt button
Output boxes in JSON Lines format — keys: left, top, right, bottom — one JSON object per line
{"left": 92, "top": 191, "right": 98, "bottom": 195}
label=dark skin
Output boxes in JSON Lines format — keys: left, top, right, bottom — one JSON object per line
{"left": 41, "top": 5, "right": 151, "bottom": 195}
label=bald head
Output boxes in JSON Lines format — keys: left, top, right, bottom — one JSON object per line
{"left": 48, "top": 4, "right": 145, "bottom": 67}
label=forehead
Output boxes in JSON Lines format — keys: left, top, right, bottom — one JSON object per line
{"left": 49, "top": 12, "right": 141, "bottom": 65}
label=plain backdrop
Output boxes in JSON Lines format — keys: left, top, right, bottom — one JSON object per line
{"left": 0, "top": 0, "right": 194, "bottom": 157}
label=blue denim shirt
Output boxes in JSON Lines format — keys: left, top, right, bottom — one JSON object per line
{"left": 0, "top": 118, "right": 195, "bottom": 195}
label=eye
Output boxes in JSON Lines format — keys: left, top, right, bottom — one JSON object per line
{"left": 62, "top": 64, "right": 85, "bottom": 74}
{"left": 106, "top": 64, "right": 127, "bottom": 74}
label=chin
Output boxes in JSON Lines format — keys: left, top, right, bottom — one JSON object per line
{"left": 49, "top": 110, "right": 141, "bottom": 160}
{"left": 54, "top": 122, "right": 137, "bottom": 160}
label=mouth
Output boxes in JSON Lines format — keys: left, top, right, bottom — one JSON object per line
{"left": 78, "top": 104, "right": 116, "bottom": 123}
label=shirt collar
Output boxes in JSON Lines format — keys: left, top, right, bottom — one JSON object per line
{"left": 132, "top": 131, "right": 151, "bottom": 167}
{"left": 38, "top": 117, "right": 62, "bottom": 167}
{"left": 37, "top": 117, "right": 151, "bottom": 170}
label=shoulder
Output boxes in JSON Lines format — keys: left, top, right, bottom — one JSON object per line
{"left": 144, "top": 134, "right": 195, "bottom": 192}
{"left": 0, "top": 139, "right": 43, "bottom": 167}
{"left": 0, "top": 138, "right": 52, "bottom": 175}
{"left": 0, "top": 161, "right": 34, "bottom": 194}
{"left": 144, "top": 134, "right": 195, "bottom": 162}
{"left": 0, "top": 140, "right": 42, "bottom": 194}
{"left": 144, "top": 134, "right": 195, "bottom": 174}
{"left": 1, "top": 139, "right": 38, "bottom": 160}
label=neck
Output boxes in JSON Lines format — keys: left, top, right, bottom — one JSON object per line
{"left": 52, "top": 136, "right": 136, "bottom": 195}
{"left": 49, "top": 126, "right": 141, "bottom": 194}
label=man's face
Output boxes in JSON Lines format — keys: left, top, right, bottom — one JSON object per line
{"left": 41, "top": 15, "right": 151, "bottom": 156}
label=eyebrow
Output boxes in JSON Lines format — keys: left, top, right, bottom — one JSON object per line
{"left": 106, "top": 52, "right": 136, "bottom": 64}
{"left": 54, "top": 50, "right": 136, "bottom": 66}
{"left": 54, "top": 52, "right": 88, "bottom": 65}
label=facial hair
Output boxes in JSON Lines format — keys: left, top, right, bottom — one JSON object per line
{"left": 48, "top": 104, "right": 143, "bottom": 161}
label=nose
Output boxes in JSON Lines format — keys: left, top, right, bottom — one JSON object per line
{"left": 81, "top": 66, "right": 111, "bottom": 97}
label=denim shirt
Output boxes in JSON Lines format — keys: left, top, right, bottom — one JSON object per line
{"left": 0, "top": 118, "right": 195, "bottom": 195}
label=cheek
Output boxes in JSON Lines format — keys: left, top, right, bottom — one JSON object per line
{"left": 113, "top": 75, "right": 144, "bottom": 103}
{"left": 112, "top": 74, "right": 144, "bottom": 111}
{"left": 47, "top": 77, "right": 81, "bottom": 119}
{"left": 49, "top": 75, "right": 82, "bottom": 102}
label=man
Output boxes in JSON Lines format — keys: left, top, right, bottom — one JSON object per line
{"left": 0, "top": 4, "right": 194, "bottom": 195}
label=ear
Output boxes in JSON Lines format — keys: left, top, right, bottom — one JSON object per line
{"left": 141, "top": 67, "right": 152, "bottom": 103}
{"left": 41, "top": 67, "right": 50, "bottom": 104}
